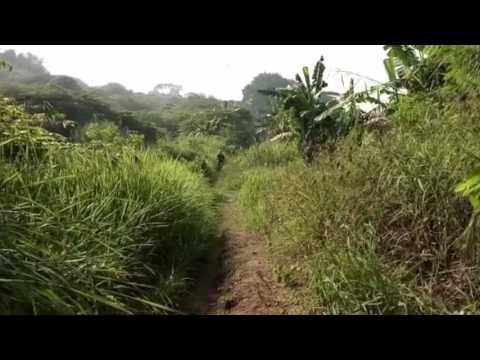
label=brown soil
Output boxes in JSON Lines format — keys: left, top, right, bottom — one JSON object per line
{"left": 185, "top": 193, "right": 304, "bottom": 315}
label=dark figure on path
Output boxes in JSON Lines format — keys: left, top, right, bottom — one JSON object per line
{"left": 217, "top": 152, "right": 225, "bottom": 171}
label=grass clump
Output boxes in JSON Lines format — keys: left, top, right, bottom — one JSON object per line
{"left": 237, "top": 168, "right": 278, "bottom": 233}
{"left": 220, "top": 141, "right": 299, "bottom": 191}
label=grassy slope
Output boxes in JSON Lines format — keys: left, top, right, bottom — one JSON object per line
{"left": 224, "top": 97, "right": 480, "bottom": 314}
{"left": 0, "top": 100, "right": 224, "bottom": 313}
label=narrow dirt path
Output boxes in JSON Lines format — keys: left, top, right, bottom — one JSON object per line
{"left": 186, "top": 192, "right": 304, "bottom": 315}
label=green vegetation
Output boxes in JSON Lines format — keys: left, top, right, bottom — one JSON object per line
{"left": 156, "top": 134, "right": 228, "bottom": 182}
{"left": 221, "top": 141, "right": 299, "bottom": 191}
{"left": 259, "top": 58, "right": 351, "bottom": 162}
{"left": 0, "top": 98, "right": 218, "bottom": 314}
{"left": 2, "top": 45, "right": 480, "bottom": 314}
{"left": 241, "top": 72, "right": 294, "bottom": 118}
{"left": 227, "top": 46, "right": 480, "bottom": 314}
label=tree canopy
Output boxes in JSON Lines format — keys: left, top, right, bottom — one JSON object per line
{"left": 241, "top": 73, "right": 294, "bottom": 118}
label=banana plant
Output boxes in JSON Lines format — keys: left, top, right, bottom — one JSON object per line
{"left": 383, "top": 45, "right": 444, "bottom": 93}
{"left": 384, "top": 46, "right": 424, "bottom": 79}
{"left": 259, "top": 57, "right": 349, "bottom": 162}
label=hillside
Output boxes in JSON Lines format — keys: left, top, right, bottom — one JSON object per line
{"left": 0, "top": 49, "right": 289, "bottom": 149}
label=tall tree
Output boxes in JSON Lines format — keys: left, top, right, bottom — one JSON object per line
{"left": 180, "top": 105, "right": 256, "bottom": 149}
{"left": 241, "top": 73, "right": 294, "bottom": 118}
{"left": 0, "top": 49, "right": 48, "bottom": 80}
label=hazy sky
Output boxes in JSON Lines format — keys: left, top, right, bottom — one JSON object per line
{"left": 0, "top": 45, "right": 388, "bottom": 100}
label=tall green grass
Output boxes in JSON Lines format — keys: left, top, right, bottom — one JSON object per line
{"left": 0, "top": 145, "right": 217, "bottom": 314}
{"left": 220, "top": 141, "right": 300, "bottom": 191}
{"left": 237, "top": 168, "right": 278, "bottom": 233}
{"left": 156, "top": 134, "right": 227, "bottom": 182}
{"left": 234, "top": 98, "right": 480, "bottom": 314}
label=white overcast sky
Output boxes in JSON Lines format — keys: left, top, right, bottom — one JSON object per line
{"left": 0, "top": 45, "right": 388, "bottom": 100}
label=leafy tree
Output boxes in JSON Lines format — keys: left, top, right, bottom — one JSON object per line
{"left": 84, "top": 120, "right": 144, "bottom": 148}
{"left": 136, "top": 111, "right": 178, "bottom": 136}
{"left": 181, "top": 104, "right": 256, "bottom": 149}
{"left": 96, "top": 82, "right": 131, "bottom": 95}
{"left": 84, "top": 121, "right": 123, "bottom": 143}
{"left": 0, "top": 50, "right": 48, "bottom": 81}
{"left": 241, "top": 73, "right": 294, "bottom": 118}
{"left": 48, "top": 75, "right": 88, "bottom": 92}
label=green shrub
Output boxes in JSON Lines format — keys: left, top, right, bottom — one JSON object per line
{"left": 84, "top": 120, "right": 144, "bottom": 149}
{"left": 84, "top": 120, "right": 123, "bottom": 143}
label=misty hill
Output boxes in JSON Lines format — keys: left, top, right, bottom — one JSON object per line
{"left": 0, "top": 49, "right": 293, "bottom": 147}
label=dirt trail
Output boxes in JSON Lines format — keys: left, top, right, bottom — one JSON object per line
{"left": 186, "top": 193, "right": 304, "bottom": 315}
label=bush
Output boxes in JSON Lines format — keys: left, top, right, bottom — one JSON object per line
{"left": 83, "top": 120, "right": 144, "bottom": 149}
{"left": 84, "top": 120, "right": 123, "bottom": 143}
